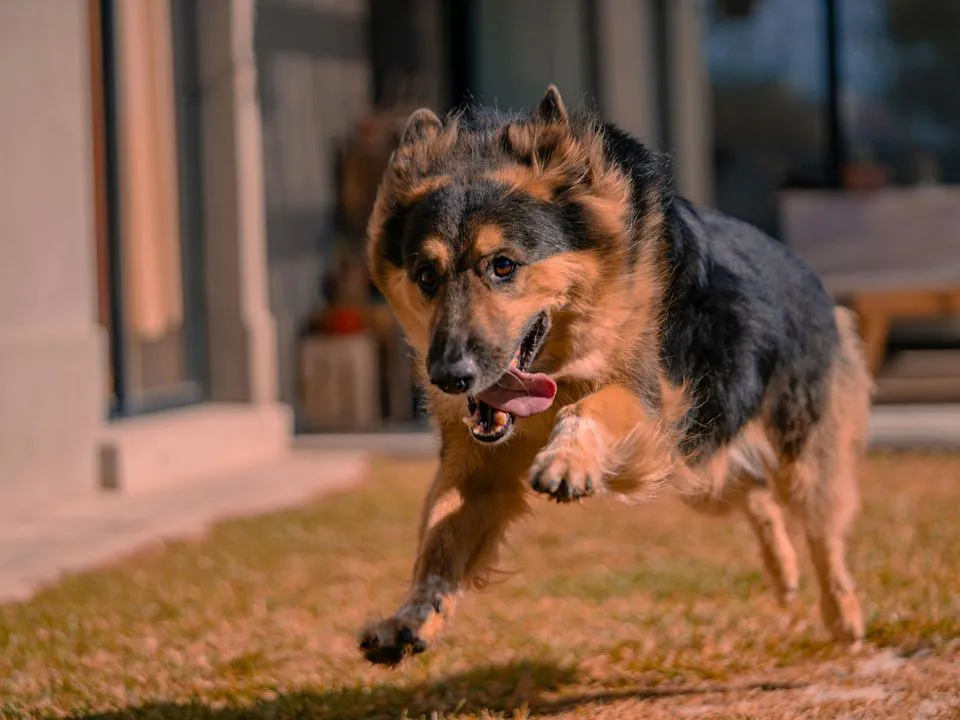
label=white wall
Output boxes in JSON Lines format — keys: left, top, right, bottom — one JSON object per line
{"left": 0, "top": 3, "right": 106, "bottom": 508}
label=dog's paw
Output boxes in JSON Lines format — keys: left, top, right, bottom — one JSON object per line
{"left": 530, "top": 416, "right": 605, "bottom": 503}
{"left": 530, "top": 450, "right": 599, "bottom": 502}
{"left": 358, "top": 616, "right": 427, "bottom": 666}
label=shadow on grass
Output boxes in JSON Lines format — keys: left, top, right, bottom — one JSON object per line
{"left": 71, "top": 659, "right": 808, "bottom": 720}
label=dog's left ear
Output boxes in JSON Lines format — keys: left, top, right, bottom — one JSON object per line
{"left": 534, "top": 84, "right": 568, "bottom": 125}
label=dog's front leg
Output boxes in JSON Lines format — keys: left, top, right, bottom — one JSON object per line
{"left": 530, "top": 384, "right": 671, "bottom": 502}
{"left": 359, "top": 463, "right": 527, "bottom": 666}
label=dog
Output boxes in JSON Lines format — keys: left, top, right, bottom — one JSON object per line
{"left": 358, "top": 85, "right": 872, "bottom": 666}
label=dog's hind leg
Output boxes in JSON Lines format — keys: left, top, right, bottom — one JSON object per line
{"left": 782, "top": 454, "right": 864, "bottom": 644}
{"left": 679, "top": 421, "right": 800, "bottom": 604}
{"left": 738, "top": 483, "right": 799, "bottom": 604}
{"left": 681, "top": 476, "right": 799, "bottom": 605}
{"left": 777, "top": 307, "right": 871, "bottom": 644}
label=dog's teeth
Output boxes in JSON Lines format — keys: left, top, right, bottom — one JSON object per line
{"left": 463, "top": 404, "right": 484, "bottom": 430}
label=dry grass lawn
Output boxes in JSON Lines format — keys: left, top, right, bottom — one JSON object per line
{"left": 2, "top": 452, "right": 960, "bottom": 719}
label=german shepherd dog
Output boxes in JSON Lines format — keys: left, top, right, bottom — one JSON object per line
{"left": 359, "top": 86, "right": 872, "bottom": 666}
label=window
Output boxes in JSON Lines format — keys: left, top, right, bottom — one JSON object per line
{"left": 703, "top": 0, "right": 831, "bottom": 236}
{"left": 95, "top": 0, "right": 206, "bottom": 416}
{"left": 704, "top": 0, "right": 960, "bottom": 236}
{"left": 838, "top": 0, "right": 960, "bottom": 185}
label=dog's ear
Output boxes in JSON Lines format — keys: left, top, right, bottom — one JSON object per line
{"left": 534, "top": 84, "right": 568, "bottom": 125}
{"left": 400, "top": 108, "right": 443, "bottom": 146}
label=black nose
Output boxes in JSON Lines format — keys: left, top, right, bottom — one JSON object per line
{"left": 428, "top": 356, "right": 477, "bottom": 394}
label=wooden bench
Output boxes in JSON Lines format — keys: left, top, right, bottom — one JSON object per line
{"left": 850, "top": 287, "right": 960, "bottom": 376}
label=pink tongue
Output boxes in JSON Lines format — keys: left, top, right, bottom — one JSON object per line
{"left": 476, "top": 367, "right": 557, "bottom": 418}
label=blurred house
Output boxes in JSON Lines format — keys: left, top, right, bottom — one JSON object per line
{"left": 2, "top": 0, "right": 291, "bottom": 509}
{"left": 2, "top": 0, "right": 958, "bottom": 507}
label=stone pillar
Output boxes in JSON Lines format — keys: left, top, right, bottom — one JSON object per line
{"left": 197, "top": 0, "right": 278, "bottom": 404}
{"left": 667, "top": 0, "right": 714, "bottom": 206}
{"left": 595, "top": 0, "right": 660, "bottom": 147}
{"left": 0, "top": 3, "right": 106, "bottom": 507}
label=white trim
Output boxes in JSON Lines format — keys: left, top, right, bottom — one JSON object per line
{"left": 197, "top": 0, "right": 280, "bottom": 404}
{"left": 595, "top": 0, "right": 660, "bottom": 147}
{"left": 667, "top": 0, "right": 714, "bottom": 205}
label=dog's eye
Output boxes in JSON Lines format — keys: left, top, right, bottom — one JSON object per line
{"left": 416, "top": 266, "right": 439, "bottom": 293}
{"left": 492, "top": 256, "right": 516, "bottom": 279}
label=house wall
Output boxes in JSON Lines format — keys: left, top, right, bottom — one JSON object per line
{"left": 0, "top": 1, "right": 292, "bottom": 502}
{"left": 0, "top": 2, "right": 107, "bottom": 510}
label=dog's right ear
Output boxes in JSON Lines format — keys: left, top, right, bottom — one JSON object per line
{"left": 400, "top": 108, "right": 443, "bottom": 146}
{"left": 533, "top": 84, "right": 568, "bottom": 125}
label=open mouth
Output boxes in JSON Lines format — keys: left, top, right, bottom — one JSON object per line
{"left": 464, "top": 313, "right": 556, "bottom": 444}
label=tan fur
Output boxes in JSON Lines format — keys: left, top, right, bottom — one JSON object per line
{"left": 359, "top": 92, "right": 873, "bottom": 664}
{"left": 396, "top": 176, "right": 450, "bottom": 206}
{"left": 740, "top": 485, "right": 801, "bottom": 604}
{"left": 471, "top": 224, "right": 509, "bottom": 258}
{"left": 483, "top": 165, "right": 556, "bottom": 202}
{"left": 419, "top": 236, "right": 452, "bottom": 272}
{"left": 379, "top": 265, "right": 431, "bottom": 355}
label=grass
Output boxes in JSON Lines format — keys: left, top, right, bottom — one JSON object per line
{"left": 2, "top": 452, "right": 960, "bottom": 719}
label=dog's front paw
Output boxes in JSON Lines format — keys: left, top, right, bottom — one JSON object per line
{"left": 530, "top": 415, "right": 605, "bottom": 502}
{"left": 358, "top": 616, "right": 427, "bottom": 666}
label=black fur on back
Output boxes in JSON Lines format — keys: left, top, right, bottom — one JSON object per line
{"left": 662, "top": 200, "right": 837, "bottom": 459}
{"left": 600, "top": 125, "right": 838, "bottom": 460}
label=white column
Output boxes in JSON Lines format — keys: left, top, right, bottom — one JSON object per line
{"left": 197, "top": 0, "right": 279, "bottom": 403}
{"left": 595, "top": 0, "right": 660, "bottom": 148}
{"left": 667, "top": 0, "right": 714, "bottom": 205}
{"left": 0, "top": 2, "right": 107, "bottom": 507}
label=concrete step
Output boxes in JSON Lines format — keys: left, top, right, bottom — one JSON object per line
{"left": 0, "top": 449, "right": 367, "bottom": 603}
{"left": 99, "top": 402, "right": 292, "bottom": 493}
{"left": 869, "top": 404, "right": 960, "bottom": 449}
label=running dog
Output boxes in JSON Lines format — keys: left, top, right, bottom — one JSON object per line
{"left": 358, "top": 85, "right": 872, "bottom": 666}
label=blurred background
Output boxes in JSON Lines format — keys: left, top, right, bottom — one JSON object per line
{"left": 4, "top": 5, "right": 960, "bottom": 714}
{"left": 2, "top": 0, "right": 959, "bottom": 506}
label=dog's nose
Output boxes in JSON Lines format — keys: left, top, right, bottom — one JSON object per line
{"left": 428, "top": 356, "right": 477, "bottom": 395}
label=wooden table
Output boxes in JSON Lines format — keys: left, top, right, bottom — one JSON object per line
{"left": 850, "top": 288, "right": 960, "bottom": 375}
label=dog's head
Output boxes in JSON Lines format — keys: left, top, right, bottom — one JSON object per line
{"left": 367, "top": 86, "right": 663, "bottom": 443}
